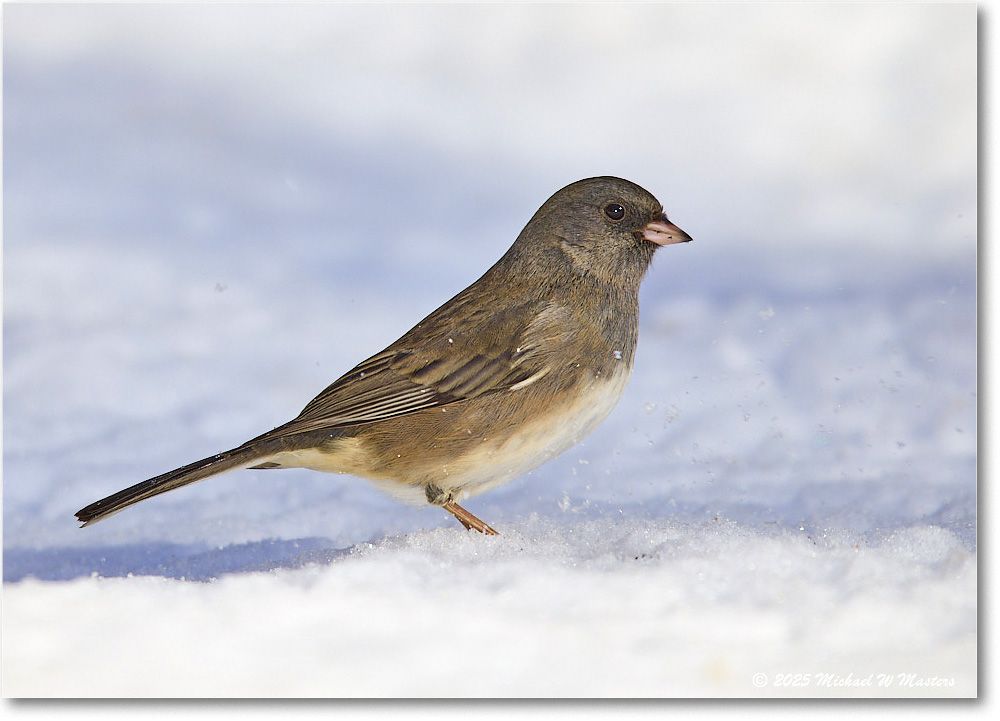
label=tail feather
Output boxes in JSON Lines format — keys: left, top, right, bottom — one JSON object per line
{"left": 75, "top": 443, "right": 271, "bottom": 526}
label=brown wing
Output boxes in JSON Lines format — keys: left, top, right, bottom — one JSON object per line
{"left": 271, "top": 293, "right": 574, "bottom": 436}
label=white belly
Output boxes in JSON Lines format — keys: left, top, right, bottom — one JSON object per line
{"left": 261, "top": 364, "right": 632, "bottom": 505}
{"left": 424, "top": 364, "right": 632, "bottom": 502}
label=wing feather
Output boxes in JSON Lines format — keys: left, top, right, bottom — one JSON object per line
{"left": 269, "top": 294, "right": 583, "bottom": 438}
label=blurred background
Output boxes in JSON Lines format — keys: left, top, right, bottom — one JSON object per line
{"left": 3, "top": 3, "right": 976, "bottom": 551}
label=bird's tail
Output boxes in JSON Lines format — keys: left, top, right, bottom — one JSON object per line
{"left": 75, "top": 440, "right": 281, "bottom": 526}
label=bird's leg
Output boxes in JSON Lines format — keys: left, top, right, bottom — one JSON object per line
{"left": 442, "top": 501, "right": 499, "bottom": 536}
{"left": 425, "top": 483, "right": 499, "bottom": 535}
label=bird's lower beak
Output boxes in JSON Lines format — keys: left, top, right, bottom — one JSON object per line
{"left": 642, "top": 215, "right": 692, "bottom": 246}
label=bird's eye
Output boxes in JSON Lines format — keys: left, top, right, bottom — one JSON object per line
{"left": 603, "top": 203, "right": 625, "bottom": 221}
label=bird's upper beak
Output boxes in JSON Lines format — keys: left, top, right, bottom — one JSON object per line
{"left": 642, "top": 214, "right": 692, "bottom": 246}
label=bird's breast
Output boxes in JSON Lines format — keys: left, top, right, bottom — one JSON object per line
{"left": 426, "top": 358, "right": 635, "bottom": 501}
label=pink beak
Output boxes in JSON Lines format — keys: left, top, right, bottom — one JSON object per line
{"left": 642, "top": 214, "right": 692, "bottom": 246}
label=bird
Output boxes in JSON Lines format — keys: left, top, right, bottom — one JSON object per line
{"left": 75, "top": 176, "right": 691, "bottom": 535}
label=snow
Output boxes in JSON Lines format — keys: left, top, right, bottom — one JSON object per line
{"left": 2, "top": 3, "right": 978, "bottom": 699}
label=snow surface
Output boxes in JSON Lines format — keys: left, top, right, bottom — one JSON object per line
{"left": 2, "top": 3, "right": 977, "bottom": 699}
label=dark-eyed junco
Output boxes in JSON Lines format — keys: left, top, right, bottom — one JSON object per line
{"left": 75, "top": 176, "right": 690, "bottom": 535}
